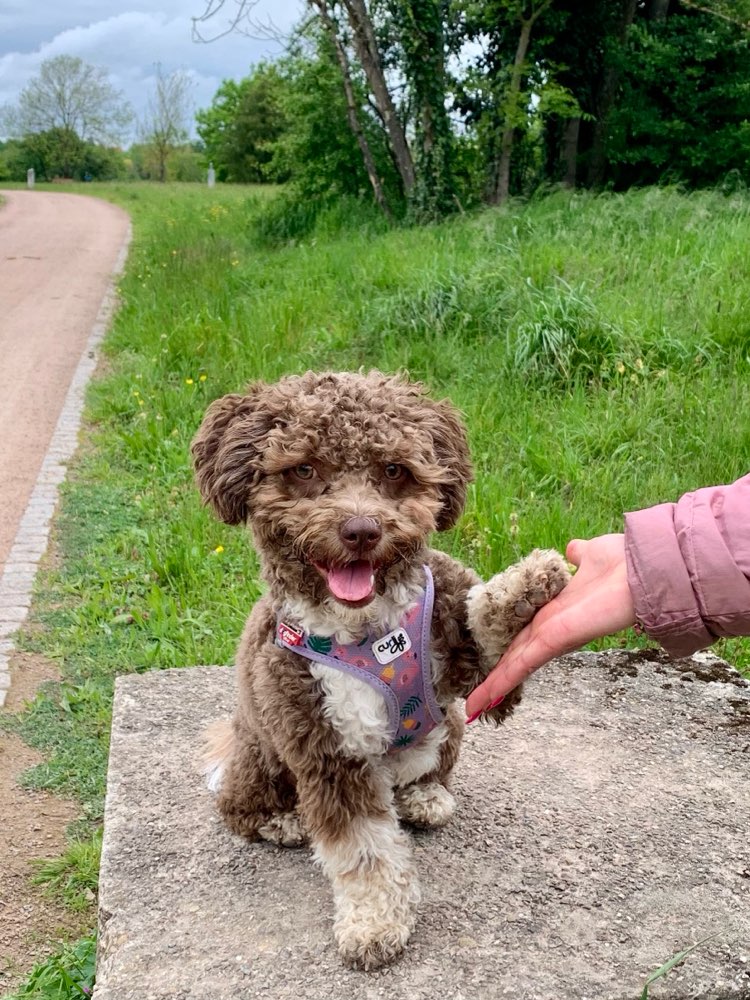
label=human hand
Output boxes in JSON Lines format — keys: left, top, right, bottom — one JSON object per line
{"left": 465, "top": 533, "right": 636, "bottom": 720}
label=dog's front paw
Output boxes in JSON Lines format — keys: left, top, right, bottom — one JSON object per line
{"left": 257, "top": 811, "right": 306, "bottom": 847}
{"left": 395, "top": 781, "right": 455, "bottom": 829}
{"left": 467, "top": 548, "right": 570, "bottom": 662}
{"left": 337, "top": 918, "right": 413, "bottom": 971}
{"left": 333, "top": 859, "right": 420, "bottom": 971}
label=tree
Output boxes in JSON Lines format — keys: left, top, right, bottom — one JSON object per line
{"left": 490, "top": 0, "right": 554, "bottom": 204}
{"left": 309, "top": 0, "right": 393, "bottom": 214}
{"left": 536, "top": 0, "right": 750, "bottom": 190}
{"left": 6, "top": 127, "right": 125, "bottom": 181}
{"left": 0, "top": 55, "right": 133, "bottom": 144}
{"left": 605, "top": 5, "right": 750, "bottom": 187}
{"left": 192, "top": 0, "right": 750, "bottom": 213}
{"left": 196, "top": 65, "right": 290, "bottom": 183}
{"left": 273, "top": 23, "right": 399, "bottom": 202}
{"left": 337, "top": 0, "right": 416, "bottom": 197}
{"left": 392, "top": 0, "right": 457, "bottom": 217}
{"left": 140, "top": 66, "right": 194, "bottom": 182}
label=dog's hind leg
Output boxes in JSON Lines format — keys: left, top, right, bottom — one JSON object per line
{"left": 205, "top": 719, "right": 304, "bottom": 847}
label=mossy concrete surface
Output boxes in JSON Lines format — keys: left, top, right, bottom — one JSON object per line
{"left": 95, "top": 651, "right": 750, "bottom": 1000}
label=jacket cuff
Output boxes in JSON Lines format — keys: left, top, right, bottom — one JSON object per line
{"left": 624, "top": 501, "right": 715, "bottom": 657}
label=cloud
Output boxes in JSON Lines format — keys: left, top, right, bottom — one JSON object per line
{"left": 0, "top": 1, "right": 302, "bottom": 141}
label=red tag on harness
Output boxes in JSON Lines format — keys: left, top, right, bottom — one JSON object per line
{"left": 278, "top": 621, "right": 304, "bottom": 646}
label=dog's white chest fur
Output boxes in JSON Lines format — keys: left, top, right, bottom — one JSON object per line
{"left": 309, "top": 663, "right": 446, "bottom": 783}
{"left": 310, "top": 663, "right": 390, "bottom": 756}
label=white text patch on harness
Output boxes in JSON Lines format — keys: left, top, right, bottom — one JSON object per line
{"left": 372, "top": 627, "right": 412, "bottom": 665}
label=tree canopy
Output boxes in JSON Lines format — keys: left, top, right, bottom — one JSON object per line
{"left": 139, "top": 66, "right": 195, "bottom": 182}
{"left": 1, "top": 55, "right": 133, "bottom": 145}
{"left": 195, "top": 0, "right": 750, "bottom": 218}
{"left": 196, "top": 64, "right": 290, "bottom": 183}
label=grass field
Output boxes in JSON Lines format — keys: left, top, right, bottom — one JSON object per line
{"left": 3, "top": 180, "right": 750, "bottom": 998}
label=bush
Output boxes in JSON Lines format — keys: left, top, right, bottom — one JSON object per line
{"left": 251, "top": 191, "right": 390, "bottom": 247}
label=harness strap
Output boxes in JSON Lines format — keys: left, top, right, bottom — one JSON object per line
{"left": 275, "top": 566, "right": 443, "bottom": 751}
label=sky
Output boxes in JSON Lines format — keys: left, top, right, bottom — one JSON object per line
{"left": 0, "top": 0, "right": 303, "bottom": 142}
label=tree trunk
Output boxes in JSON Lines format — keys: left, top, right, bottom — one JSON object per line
{"left": 339, "top": 0, "right": 415, "bottom": 195}
{"left": 586, "top": 0, "right": 638, "bottom": 189}
{"left": 309, "top": 0, "right": 392, "bottom": 218}
{"left": 397, "top": 0, "right": 455, "bottom": 219}
{"left": 490, "top": 12, "right": 535, "bottom": 205}
{"left": 561, "top": 115, "right": 580, "bottom": 188}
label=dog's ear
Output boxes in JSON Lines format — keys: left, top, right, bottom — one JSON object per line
{"left": 191, "top": 383, "right": 275, "bottom": 525}
{"left": 426, "top": 396, "right": 473, "bottom": 531}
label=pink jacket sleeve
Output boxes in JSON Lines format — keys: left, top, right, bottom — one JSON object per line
{"left": 624, "top": 473, "right": 750, "bottom": 657}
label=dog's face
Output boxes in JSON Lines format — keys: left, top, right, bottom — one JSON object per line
{"left": 191, "top": 371, "right": 472, "bottom": 609}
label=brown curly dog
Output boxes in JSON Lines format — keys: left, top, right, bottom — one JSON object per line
{"left": 192, "top": 370, "right": 568, "bottom": 971}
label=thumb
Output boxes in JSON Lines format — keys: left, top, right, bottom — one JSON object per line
{"left": 565, "top": 538, "right": 585, "bottom": 566}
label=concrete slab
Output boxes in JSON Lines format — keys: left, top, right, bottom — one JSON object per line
{"left": 95, "top": 650, "right": 750, "bottom": 1000}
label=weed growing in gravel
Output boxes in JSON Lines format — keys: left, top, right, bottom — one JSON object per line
{"left": 4, "top": 937, "right": 95, "bottom": 1000}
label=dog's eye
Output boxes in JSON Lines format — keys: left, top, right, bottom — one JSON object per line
{"left": 384, "top": 464, "right": 405, "bottom": 482}
{"left": 293, "top": 464, "right": 315, "bottom": 481}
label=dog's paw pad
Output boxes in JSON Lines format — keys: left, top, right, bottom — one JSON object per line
{"left": 513, "top": 598, "right": 535, "bottom": 622}
{"left": 257, "top": 812, "right": 306, "bottom": 847}
{"left": 517, "top": 550, "right": 570, "bottom": 610}
{"left": 395, "top": 782, "right": 455, "bottom": 828}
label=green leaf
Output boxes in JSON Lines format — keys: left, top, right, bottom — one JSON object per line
{"left": 393, "top": 734, "right": 414, "bottom": 747}
{"left": 400, "top": 695, "right": 422, "bottom": 718}
{"left": 640, "top": 933, "right": 718, "bottom": 998}
{"left": 308, "top": 634, "right": 333, "bottom": 655}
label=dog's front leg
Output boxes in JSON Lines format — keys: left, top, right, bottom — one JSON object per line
{"left": 296, "top": 761, "right": 419, "bottom": 971}
{"left": 466, "top": 546, "right": 570, "bottom": 672}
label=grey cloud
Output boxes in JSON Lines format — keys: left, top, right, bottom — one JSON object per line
{"left": 0, "top": 0, "right": 302, "bottom": 141}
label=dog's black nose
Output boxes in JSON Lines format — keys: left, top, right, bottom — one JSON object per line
{"left": 339, "top": 516, "right": 382, "bottom": 553}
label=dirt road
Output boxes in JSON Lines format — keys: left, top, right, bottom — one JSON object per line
{"left": 0, "top": 189, "right": 130, "bottom": 568}
{"left": 0, "top": 189, "right": 130, "bottom": 991}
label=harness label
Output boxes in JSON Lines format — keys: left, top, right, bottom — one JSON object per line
{"left": 372, "top": 627, "right": 412, "bottom": 665}
{"left": 278, "top": 621, "right": 304, "bottom": 647}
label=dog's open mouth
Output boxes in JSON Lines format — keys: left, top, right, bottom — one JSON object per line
{"left": 314, "top": 560, "right": 377, "bottom": 606}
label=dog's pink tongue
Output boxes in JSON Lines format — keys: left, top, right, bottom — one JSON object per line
{"left": 327, "top": 561, "right": 375, "bottom": 603}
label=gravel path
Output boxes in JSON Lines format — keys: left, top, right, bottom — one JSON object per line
{"left": 0, "top": 189, "right": 130, "bottom": 703}
{"left": 0, "top": 188, "right": 130, "bottom": 990}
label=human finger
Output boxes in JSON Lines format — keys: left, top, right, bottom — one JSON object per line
{"left": 565, "top": 537, "right": 585, "bottom": 566}
{"left": 465, "top": 620, "right": 560, "bottom": 719}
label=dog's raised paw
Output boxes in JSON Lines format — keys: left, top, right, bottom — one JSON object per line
{"left": 510, "top": 548, "right": 569, "bottom": 619}
{"left": 467, "top": 547, "right": 570, "bottom": 660}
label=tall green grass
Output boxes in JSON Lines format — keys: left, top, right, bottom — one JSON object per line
{"left": 2, "top": 180, "right": 749, "bottom": 997}
{"left": 9, "top": 181, "right": 750, "bottom": 807}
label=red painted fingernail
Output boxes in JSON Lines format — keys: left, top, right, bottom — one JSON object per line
{"left": 466, "top": 695, "right": 504, "bottom": 725}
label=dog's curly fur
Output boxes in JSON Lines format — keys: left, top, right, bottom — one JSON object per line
{"left": 192, "top": 371, "right": 568, "bottom": 971}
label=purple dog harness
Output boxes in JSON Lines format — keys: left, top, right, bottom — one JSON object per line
{"left": 276, "top": 566, "right": 444, "bottom": 752}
